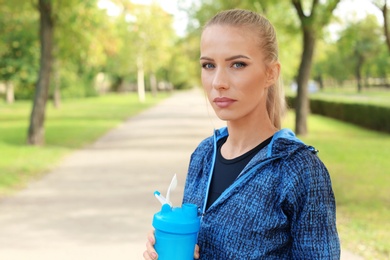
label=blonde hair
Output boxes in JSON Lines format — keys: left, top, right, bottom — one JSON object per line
{"left": 203, "top": 9, "right": 286, "bottom": 129}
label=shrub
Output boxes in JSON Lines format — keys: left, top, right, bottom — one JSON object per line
{"left": 286, "top": 96, "right": 390, "bottom": 133}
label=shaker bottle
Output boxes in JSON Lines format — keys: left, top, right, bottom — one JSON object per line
{"left": 152, "top": 203, "right": 200, "bottom": 260}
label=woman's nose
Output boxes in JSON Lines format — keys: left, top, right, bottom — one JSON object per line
{"left": 212, "top": 68, "right": 229, "bottom": 90}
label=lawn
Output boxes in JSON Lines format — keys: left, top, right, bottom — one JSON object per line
{"left": 0, "top": 92, "right": 169, "bottom": 195}
{"left": 283, "top": 112, "right": 390, "bottom": 259}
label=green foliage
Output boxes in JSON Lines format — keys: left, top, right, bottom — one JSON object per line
{"left": 100, "top": 1, "right": 178, "bottom": 90}
{"left": 52, "top": 0, "right": 111, "bottom": 97}
{"left": 0, "top": 92, "right": 169, "bottom": 194}
{"left": 0, "top": 2, "right": 39, "bottom": 96}
{"left": 0, "top": 0, "right": 179, "bottom": 99}
{"left": 313, "top": 14, "right": 386, "bottom": 86}
{"left": 0, "top": 0, "right": 111, "bottom": 100}
{"left": 0, "top": 0, "right": 387, "bottom": 99}
{"left": 167, "top": 34, "right": 202, "bottom": 89}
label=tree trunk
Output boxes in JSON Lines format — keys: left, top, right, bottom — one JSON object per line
{"left": 355, "top": 55, "right": 364, "bottom": 93}
{"left": 5, "top": 81, "right": 14, "bottom": 104}
{"left": 27, "top": 0, "right": 53, "bottom": 145}
{"left": 383, "top": 1, "right": 390, "bottom": 53}
{"left": 315, "top": 75, "right": 324, "bottom": 90}
{"left": 295, "top": 27, "right": 316, "bottom": 136}
{"left": 53, "top": 58, "right": 61, "bottom": 108}
{"left": 137, "top": 56, "right": 145, "bottom": 103}
{"left": 292, "top": 0, "right": 340, "bottom": 135}
{"left": 150, "top": 73, "right": 157, "bottom": 98}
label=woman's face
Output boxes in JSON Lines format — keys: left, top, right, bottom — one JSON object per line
{"left": 200, "top": 25, "right": 278, "bottom": 123}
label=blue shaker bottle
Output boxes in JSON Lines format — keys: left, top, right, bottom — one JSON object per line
{"left": 152, "top": 203, "right": 200, "bottom": 260}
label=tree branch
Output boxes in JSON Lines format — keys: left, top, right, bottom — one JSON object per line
{"left": 292, "top": 0, "right": 306, "bottom": 20}
{"left": 31, "top": 0, "right": 39, "bottom": 11}
{"left": 372, "top": 0, "right": 390, "bottom": 52}
{"left": 318, "top": 0, "right": 341, "bottom": 26}
{"left": 328, "top": 0, "right": 341, "bottom": 14}
{"left": 311, "top": 0, "right": 319, "bottom": 17}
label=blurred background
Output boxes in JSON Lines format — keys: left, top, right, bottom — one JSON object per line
{"left": 0, "top": 0, "right": 389, "bottom": 259}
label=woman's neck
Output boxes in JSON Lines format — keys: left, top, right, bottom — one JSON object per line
{"left": 222, "top": 118, "right": 277, "bottom": 159}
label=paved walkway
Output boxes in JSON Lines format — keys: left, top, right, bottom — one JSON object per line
{"left": 0, "top": 89, "right": 363, "bottom": 259}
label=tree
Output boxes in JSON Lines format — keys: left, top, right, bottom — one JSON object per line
{"left": 53, "top": 0, "right": 111, "bottom": 99}
{"left": 291, "top": 0, "right": 340, "bottom": 135}
{"left": 122, "top": 3, "right": 176, "bottom": 101}
{"left": 99, "top": 1, "right": 177, "bottom": 100}
{"left": 313, "top": 43, "right": 349, "bottom": 87}
{"left": 27, "top": 0, "right": 54, "bottom": 145}
{"left": 0, "top": 1, "right": 39, "bottom": 103}
{"left": 337, "top": 15, "right": 383, "bottom": 92}
{"left": 373, "top": 0, "right": 390, "bottom": 53}
{"left": 28, "top": 0, "right": 113, "bottom": 144}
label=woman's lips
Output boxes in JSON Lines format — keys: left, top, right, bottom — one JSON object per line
{"left": 213, "top": 97, "right": 236, "bottom": 108}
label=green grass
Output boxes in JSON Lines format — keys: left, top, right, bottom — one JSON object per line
{"left": 283, "top": 112, "right": 390, "bottom": 260}
{"left": 0, "top": 92, "right": 169, "bottom": 195}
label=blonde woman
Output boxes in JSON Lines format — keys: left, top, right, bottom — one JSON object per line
{"left": 144, "top": 9, "right": 340, "bottom": 259}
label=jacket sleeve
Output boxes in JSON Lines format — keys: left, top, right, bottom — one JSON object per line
{"left": 281, "top": 150, "right": 340, "bottom": 260}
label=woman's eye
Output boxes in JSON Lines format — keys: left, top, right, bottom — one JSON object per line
{"left": 232, "top": 62, "right": 247, "bottom": 69}
{"left": 202, "top": 63, "right": 215, "bottom": 69}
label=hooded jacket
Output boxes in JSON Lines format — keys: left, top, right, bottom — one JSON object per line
{"left": 183, "top": 127, "right": 340, "bottom": 259}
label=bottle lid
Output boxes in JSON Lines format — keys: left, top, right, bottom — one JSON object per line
{"left": 152, "top": 203, "right": 200, "bottom": 234}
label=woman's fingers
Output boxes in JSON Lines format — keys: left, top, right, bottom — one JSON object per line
{"left": 143, "top": 249, "right": 158, "bottom": 260}
{"left": 147, "top": 231, "right": 155, "bottom": 247}
{"left": 144, "top": 230, "right": 199, "bottom": 259}
{"left": 194, "top": 244, "right": 200, "bottom": 259}
{"left": 143, "top": 249, "right": 156, "bottom": 260}
{"left": 143, "top": 230, "right": 158, "bottom": 260}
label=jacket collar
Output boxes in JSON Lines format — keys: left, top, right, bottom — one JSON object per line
{"left": 213, "top": 127, "right": 305, "bottom": 159}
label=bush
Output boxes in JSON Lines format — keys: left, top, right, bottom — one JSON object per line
{"left": 286, "top": 96, "right": 390, "bottom": 133}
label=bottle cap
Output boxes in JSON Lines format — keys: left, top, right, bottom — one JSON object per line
{"left": 153, "top": 203, "right": 200, "bottom": 234}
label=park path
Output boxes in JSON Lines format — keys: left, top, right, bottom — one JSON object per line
{"left": 0, "top": 89, "right": 362, "bottom": 259}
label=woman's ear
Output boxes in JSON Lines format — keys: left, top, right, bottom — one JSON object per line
{"left": 266, "top": 62, "right": 280, "bottom": 87}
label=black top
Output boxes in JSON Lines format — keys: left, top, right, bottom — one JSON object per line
{"left": 206, "top": 135, "right": 273, "bottom": 210}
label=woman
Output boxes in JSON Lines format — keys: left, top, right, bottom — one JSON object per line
{"left": 144, "top": 9, "right": 340, "bottom": 259}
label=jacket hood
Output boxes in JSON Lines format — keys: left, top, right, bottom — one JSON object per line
{"left": 213, "top": 127, "right": 309, "bottom": 159}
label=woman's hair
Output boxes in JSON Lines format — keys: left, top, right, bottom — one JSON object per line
{"left": 203, "top": 9, "right": 286, "bottom": 129}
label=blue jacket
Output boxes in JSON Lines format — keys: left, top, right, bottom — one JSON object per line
{"left": 183, "top": 127, "right": 340, "bottom": 259}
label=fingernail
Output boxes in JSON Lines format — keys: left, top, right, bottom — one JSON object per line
{"left": 151, "top": 252, "right": 158, "bottom": 259}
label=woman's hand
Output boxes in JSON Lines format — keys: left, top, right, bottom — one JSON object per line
{"left": 194, "top": 244, "right": 200, "bottom": 259}
{"left": 143, "top": 230, "right": 200, "bottom": 259}
{"left": 143, "top": 230, "right": 158, "bottom": 260}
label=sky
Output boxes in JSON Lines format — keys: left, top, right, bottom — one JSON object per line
{"left": 333, "top": 0, "right": 384, "bottom": 25}
{"left": 97, "top": 0, "right": 189, "bottom": 36}
{"left": 98, "top": 0, "right": 386, "bottom": 37}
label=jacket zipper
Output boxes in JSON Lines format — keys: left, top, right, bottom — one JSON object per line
{"left": 200, "top": 129, "right": 219, "bottom": 218}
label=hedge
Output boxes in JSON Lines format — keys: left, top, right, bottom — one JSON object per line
{"left": 286, "top": 96, "right": 390, "bottom": 133}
